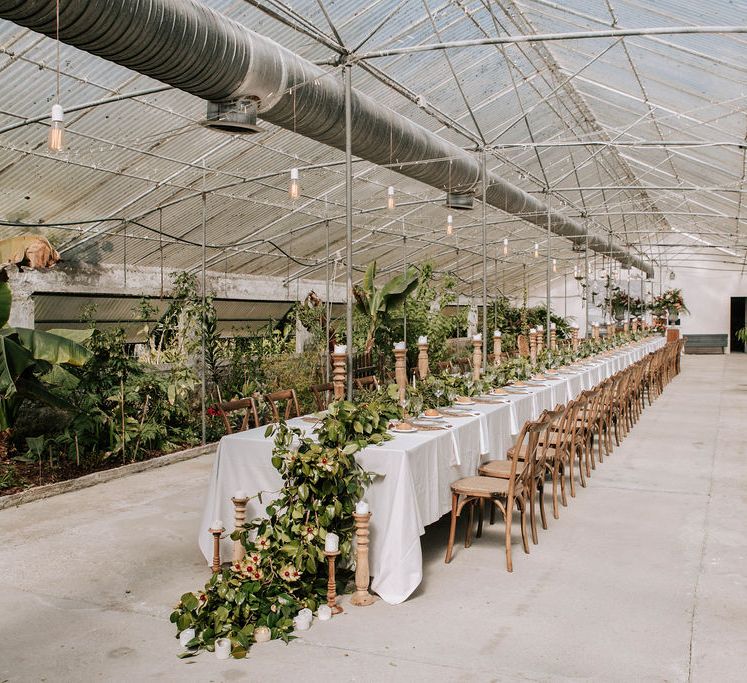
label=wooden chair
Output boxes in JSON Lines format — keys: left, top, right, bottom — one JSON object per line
{"left": 216, "top": 397, "right": 261, "bottom": 434}
{"left": 445, "top": 419, "right": 545, "bottom": 572}
{"left": 436, "top": 360, "right": 452, "bottom": 373}
{"left": 354, "top": 375, "right": 379, "bottom": 391}
{"left": 310, "top": 382, "right": 334, "bottom": 412}
{"left": 264, "top": 389, "right": 301, "bottom": 421}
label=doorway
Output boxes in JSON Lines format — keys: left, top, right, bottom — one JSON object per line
{"left": 730, "top": 297, "right": 746, "bottom": 352}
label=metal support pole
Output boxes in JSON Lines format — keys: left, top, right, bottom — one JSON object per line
{"left": 200, "top": 191, "right": 207, "bottom": 446}
{"left": 325, "top": 219, "right": 330, "bottom": 384}
{"left": 344, "top": 63, "right": 354, "bottom": 400}
{"left": 584, "top": 233, "right": 590, "bottom": 338}
{"left": 481, "top": 150, "right": 488, "bottom": 370}
{"left": 545, "top": 190, "right": 551, "bottom": 347}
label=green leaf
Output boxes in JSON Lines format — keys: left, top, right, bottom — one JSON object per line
{"left": 0, "top": 281, "right": 11, "bottom": 328}
{"left": 13, "top": 328, "right": 91, "bottom": 366}
{"left": 342, "top": 443, "right": 358, "bottom": 455}
{"left": 298, "top": 483, "right": 309, "bottom": 501}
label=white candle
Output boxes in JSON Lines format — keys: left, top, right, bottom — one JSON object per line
{"left": 472, "top": 333, "right": 482, "bottom": 341}
{"left": 550, "top": 323, "right": 557, "bottom": 330}
{"left": 179, "top": 628, "right": 196, "bottom": 648}
{"left": 537, "top": 325, "right": 543, "bottom": 332}
{"left": 211, "top": 519, "right": 223, "bottom": 530}
{"left": 298, "top": 608, "right": 313, "bottom": 623}
{"left": 293, "top": 615, "right": 310, "bottom": 631}
{"left": 393, "top": 341, "right": 406, "bottom": 351}
{"left": 324, "top": 532, "right": 339, "bottom": 552}
{"left": 254, "top": 626, "right": 271, "bottom": 643}
{"left": 317, "top": 605, "right": 332, "bottom": 621}
{"left": 233, "top": 490, "right": 247, "bottom": 500}
{"left": 355, "top": 500, "right": 370, "bottom": 515}
{"left": 214, "top": 637, "right": 231, "bottom": 659}
{"left": 493, "top": 330, "right": 501, "bottom": 337}
{"left": 529, "top": 328, "right": 537, "bottom": 334}
{"left": 418, "top": 335, "right": 428, "bottom": 345}
{"left": 333, "top": 344, "right": 346, "bottom": 354}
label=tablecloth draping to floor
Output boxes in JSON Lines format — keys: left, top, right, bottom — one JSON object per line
{"left": 199, "top": 337, "right": 666, "bottom": 604}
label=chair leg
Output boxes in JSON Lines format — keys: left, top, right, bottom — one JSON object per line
{"left": 465, "top": 500, "right": 475, "bottom": 548}
{"left": 538, "top": 481, "right": 548, "bottom": 530}
{"left": 476, "top": 499, "right": 484, "bottom": 539}
{"left": 579, "top": 446, "right": 587, "bottom": 488}
{"left": 560, "top": 460, "right": 568, "bottom": 507}
{"left": 445, "top": 492, "right": 458, "bottom": 564}
{"left": 518, "top": 499, "right": 530, "bottom": 554}
{"left": 502, "top": 502, "right": 513, "bottom": 573}
{"left": 552, "top": 464, "right": 560, "bottom": 519}
{"left": 489, "top": 501, "right": 496, "bottom": 526}
{"left": 529, "top": 488, "right": 538, "bottom": 545}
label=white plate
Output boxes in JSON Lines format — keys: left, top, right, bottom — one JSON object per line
{"left": 419, "top": 414, "right": 444, "bottom": 421}
{"left": 453, "top": 400, "right": 476, "bottom": 406}
{"left": 391, "top": 426, "right": 418, "bottom": 434}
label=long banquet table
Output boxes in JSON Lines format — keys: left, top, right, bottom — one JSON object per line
{"left": 199, "top": 337, "right": 666, "bottom": 604}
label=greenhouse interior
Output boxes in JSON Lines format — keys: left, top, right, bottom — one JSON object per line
{"left": 0, "top": 0, "right": 745, "bottom": 680}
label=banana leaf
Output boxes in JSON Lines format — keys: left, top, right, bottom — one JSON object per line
{"left": 11, "top": 328, "right": 91, "bottom": 366}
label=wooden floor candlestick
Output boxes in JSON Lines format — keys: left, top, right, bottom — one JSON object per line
{"left": 332, "top": 351, "right": 347, "bottom": 400}
{"left": 209, "top": 524, "right": 224, "bottom": 574}
{"left": 350, "top": 512, "right": 376, "bottom": 606}
{"left": 324, "top": 550, "right": 344, "bottom": 614}
{"left": 231, "top": 495, "right": 249, "bottom": 563}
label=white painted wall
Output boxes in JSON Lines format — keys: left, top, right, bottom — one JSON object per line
{"left": 666, "top": 263, "right": 747, "bottom": 350}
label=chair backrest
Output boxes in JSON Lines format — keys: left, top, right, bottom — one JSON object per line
{"left": 436, "top": 360, "right": 452, "bottom": 373}
{"left": 310, "top": 382, "right": 334, "bottom": 412}
{"left": 217, "top": 397, "right": 261, "bottom": 434}
{"left": 264, "top": 389, "right": 301, "bottom": 421}
{"left": 507, "top": 418, "right": 547, "bottom": 503}
{"left": 354, "top": 375, "right": 379, "bottom": 391}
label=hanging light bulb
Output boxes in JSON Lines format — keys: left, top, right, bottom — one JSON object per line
{"left": 552, "top": 258, "right": 557, "bottom": 273}
{"left": 503, "top": 237, "right": 509, "bottom": 256}
{"left": 289, "top": 168, "right": 300, "bottom": 199}
{"left": 574, "top": 264, "right": 579, "bottom": 279}
{"left": 47, "top": 103, "right": 65, "bottom": 153}
{"left": 534, "top": 243, "right": 539, "bottom": 258}
{"left": 446, "top": 214, "right": 453, "bottom": 236}
{"left": 386, "top": 186, "right": 395, "bottom": 210}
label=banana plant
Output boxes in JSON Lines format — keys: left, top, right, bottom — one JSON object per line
{"left": 353, "top": 261, "right": 419, "bottom": 354}
{"left": 0, "top": 277, "right": 91, "bottom": 433}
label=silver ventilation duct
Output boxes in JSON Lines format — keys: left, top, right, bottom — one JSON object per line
{"left": 0, "top": 0, "right": 654, "bottom": 277}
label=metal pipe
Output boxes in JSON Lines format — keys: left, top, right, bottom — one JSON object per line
{"left": 354, "top": 25, "right": 747, "bottom": 60}
{"left": 344, "top": 63, "right": 353, "bottom": 401}
{"left": 0, "top": 0, "right": 654, "bottom": 276}
{"left": 546, "top": 193, "right": 551, "bottom": 346}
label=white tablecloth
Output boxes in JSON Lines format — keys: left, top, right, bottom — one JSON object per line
{"left": 199, "top": 337, "right": 665, "bottom": 604}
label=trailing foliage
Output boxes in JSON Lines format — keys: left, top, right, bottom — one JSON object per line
{"left": 171, "top": 391, "right": 402, "bottom": 658}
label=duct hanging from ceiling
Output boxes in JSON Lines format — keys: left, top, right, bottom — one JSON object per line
{"left": 0, "top": 0, "right": 654, "bottom": 276}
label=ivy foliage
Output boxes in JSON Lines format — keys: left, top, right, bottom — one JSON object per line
{"left": 171, "top": 390, "right": 402, "bottom": 658}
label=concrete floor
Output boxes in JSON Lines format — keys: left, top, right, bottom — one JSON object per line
{"left": 1, "top": 354, "right": 745, "bottom": 682}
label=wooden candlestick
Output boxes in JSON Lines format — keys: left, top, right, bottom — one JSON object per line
{"left": 493, "top": 334, "right": 502, "bottom": 367}
{"left": 231, "top": 495, "right": 249, "bottom": 563}
{"left": 536, "top": 328, "right": 544, "bottom": 354}
{"left": 394, "top": 345, "right": 407, "bottom": 403}
{"left": 331, "top": 351, "right": 347, "bottom": 400}
{"left": 550, "top": 328, "right": 557, "bottom": 351}
{"left": 571, "top": 327, "right": 579, "bottom": 353}
{"left": 417, "top": 343, "right": 429, "bottom": 379}
{"left": 350, "top": 512, "right": 376, "bottom": 607}
{"left": 324, "top": 550, "right": 343, "bottom": 615}
{"left": 471, "top": 338, "right": 483, "bottom": 379}
{"left": 529, "top": 331, "right": 537, "bottom": 364}
{"left": 209, "top": 525, "right": 224, "bottom": 574}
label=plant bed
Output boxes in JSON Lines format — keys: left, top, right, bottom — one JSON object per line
{"left": 0, "top": 441, "right": 216, "bottom": 509}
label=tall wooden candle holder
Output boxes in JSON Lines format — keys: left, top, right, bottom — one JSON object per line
{"left": 231, "top": 495, "right": 249, "bottom": 563}
{"left": 209, "top": 524, "right": 224, "bottom": 574}
{"left": 331, "top": 351, "right": 347, "bottom": 400}
{"left": 493, "top": 332, "right": 502, "bottom": 367}
{"left": 571, "top": 327, "right": 579, "bottom": 353}
{"left": 417, "top": 342, "right": 429, "bottom": 379}
{"left": 472, "top": 337, "right": 483, "bottom": 380}
{"left": 550, "top": 325, "right": 557, "bottom": 351}
{"left": 631, "top": 318, "right": 638, "bottom": 333}
{"left": 350, "top": 512, "right": 376, "bottom": 606}
{"left": 536, "top": 327, "right": 544, "bottom": 354}
{"left": 324, "top": 550, "right": 344, "bottom": 615}
{"left": 394, "top": 344, "right": 407, "bottom": 403}
{"left": 529, "top": 329, "right": 538, "bottom": 365}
